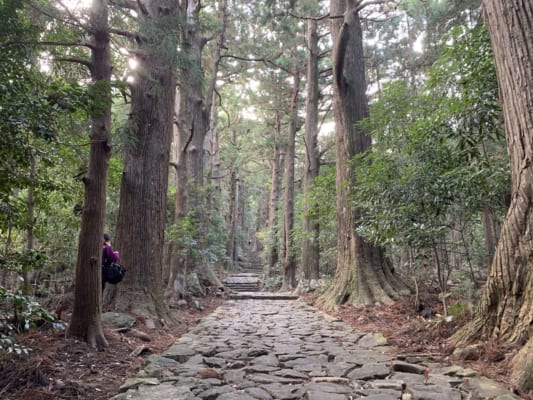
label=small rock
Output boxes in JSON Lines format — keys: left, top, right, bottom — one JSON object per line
{"left": 144, "top": 318, "right": 156, "bottom": 330}
{"left": 129, "top": 328, "right": 151, "bottom": 342}
{"left": 453, "top": 344, "right": 484, "bottom": 361}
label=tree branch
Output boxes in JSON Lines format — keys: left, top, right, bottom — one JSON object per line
{"left": 55, "top": 57, "right": 93, "bottom": 72}
{"left": 356, "top": 0, "right": 397, "bottom": 13}
{"left": 0, "top": 40, "right": 93, "bottom": 50}
{"left": 109, "top": 28, "right": 137, "bottom": 39}
{"left": 288, "top": 11, "right": 330, "bottom": 21}
{"left": 221, "top": 53, "right": 292, "bottom": 74}
{"left": 28, "top": 0, "right": 88, "bottom": 30}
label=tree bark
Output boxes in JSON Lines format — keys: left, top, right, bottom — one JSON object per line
{"left": 113, "top": 0, "right": 178, "bottom": 320}
{"left": 66, "top": 0, "right": 110, "bottom": 348}
{"left": 318, "top": 0, "right": 408, "bottom": 309}
{"left": 226, "top": 169, "right": 238, "bottom": 266}
{"left": 280, "top": 50, "right": 300, "bottom": 292}
{"left": 452, "top": 1, "right": 533, "bottom": 393}
{"left": 169, "top": 0, "right": 227, "bottom": 289}
{"left": 300, "top": 16, "right": 321, "bottom": 283}
{"left": 265, "top": 114, "right": 285, "bottom": 277}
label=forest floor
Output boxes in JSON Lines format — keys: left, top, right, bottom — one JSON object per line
{"left": 0, "top": 289, "right": 530, "bottom": 400}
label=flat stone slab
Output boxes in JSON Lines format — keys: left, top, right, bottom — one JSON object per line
{"left": 229, "top": 292, "right": 299, "bottom": 300}
{"left": 111, "top": 299, "right": 520, "bottom": 400}
{"left": 223, "top": 276, "right": 260, "bottom": 284}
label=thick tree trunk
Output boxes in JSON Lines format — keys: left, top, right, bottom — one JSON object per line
{"left": 452, "top": 1, "right": 533, "bottom": 393}
{"left": 265, "top": 115, "right": 284, "bottom": 277}
{"left": 300, "top": 16, "right": 321, "bottom": 283}
{"left": 113, "top": 0, "right": 178, "bottom": 320}
{"left": 280, "top": 53, "right": 300, "bottom": 292}
{"left": 169, "top": 0, "right": 227, "bottom": 289}
{"left": 66, "top": 0, "right": 110, "bottom": 348}
{"left": 318, "top": 0, "right": 408, "bottom": 309}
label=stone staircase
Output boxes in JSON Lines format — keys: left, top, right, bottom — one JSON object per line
{"left": 223, "top": 273, "right": 261, "bottom": 292}
{"left": 222, "top": 251, "right": 263, "bottom": 293}
{"left": 222, "top": 251, "right": 299, "bottom": 300}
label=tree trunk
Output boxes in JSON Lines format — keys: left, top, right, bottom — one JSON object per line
{"left": 23, "top": 151, "right": 36, "bottom": 295}
{"left": 452, "top": 1, "right": 533, "bottom": 393}
{"left": 226, "top": 170, "right": 238, "bottom": 267}
{"left": 481, "top": 205, "right": 497, "bottom": 264}
{"left": 169, "top": 0, "right": 227, "bottom": 289}
{"left": 318, "top": 0, "right": 408, "bottom": 309}
{"left": 280, "top": 50, "right": 301, "bottom": 292}
{"left": 113, "top": 0, "right": 178, "bottom": 320}
{"left": 66, "top": 0, "right": 110, "bottom": 348}
{"left": 300, "top": 16, "right": 321, "bottom": 283}
{"left": 265, "top": 114, "right": 285, "bottom": 277}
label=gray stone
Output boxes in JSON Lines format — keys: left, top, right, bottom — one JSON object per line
{"left": 358, "top": 332, "right": 388, "bottom": 348}
{"left": 305, "top": 381, "right": 354, "bottom": 394}
{"left": 243, "top": 387, "right": 273, "bottom": 400}
{"left": 363, "top": 394, "right": 401, "bottom": 400}
{"left": 391, "top": 361, "right": 427, "bottom": 375}
{"left": 186, "top": 272, "right": 204, "bottom": 297}
{"left": 102, "top": 312, "right": 136, "bottom": 328}
{"left": 247, "top": 373, "right": 304, "bottom": 384}
{"left": 226, "top": 360, "right": 247, "bottom": 369}
{"left": 370, "top": 379, "right": 405, "bottom": 391}
{"left": 283, "top": 356, "right": 324, "bottom": 367}
{"left": 164, "top": 344, "right": 196, "bottom": 362}
{"left": 273, "top": 368, "right": 309, "bottom": 379}
{"left": 146, "top": 355, "right": 180, "bottom": 368}
{"left": 119, "top": 377, "right": 159, "bottom": 392}
{"left": 347, "top": 363, "right": 390, "bottom": 380}
{"left": 244, "top": 365, "right": 280, "bottom": 373}
{"left": 203, "top": 357, "right": 227, "bottom": 368}
{"left": 405, "top": 383, "right": 462, "bottom": 400}
{"left": 474, "top": 376, "right": 521, "bottom": 399}
{"left": 306, "top": 391, "right": 347, "bottom": 400}
{"left": 218, "top": 392, "right": 257, "bottom": 400}
{"left": 140, "top": 363, "right": 176, "bottom": 379}
{"left": 326, "top": 361, "right": 360, "bottom": 377}
{"left": 251, "top": 353, "right": 279, "bottom": 367}
{"left": 224, "top": 369, "right": 246, "bottom": 384}
{"left": 440, "top": 365, "right": 478, "bottom": 377}
{"left": 261, "top": 383, "right": 305, "bottom": 399}
{"left": 197, "top": 385, "right": 235, "bottom": 399}
{"left": 137, "top": 383, "right": 197, "bottom": 400}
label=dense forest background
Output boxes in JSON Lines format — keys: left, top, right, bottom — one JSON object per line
{"left": 1, "top": 0, "right": 532, "bottom": 395}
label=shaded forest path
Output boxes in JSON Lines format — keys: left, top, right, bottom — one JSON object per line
{"left": 111, "top": 298, "right": 519, "bottom": 400}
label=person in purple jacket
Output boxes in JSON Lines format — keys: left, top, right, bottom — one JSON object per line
{"left": 102, "top": 233, "right": 120, "bottom": 266}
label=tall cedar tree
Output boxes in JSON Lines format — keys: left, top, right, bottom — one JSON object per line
{"left": 318, "top": 0, "right": 408, "bottom": 309}
{"left": 300, "top": 13, "right": 321, "bottom": 283}
{"left": 67, "top": 0, "right": 111, "bottom": 348}
{"left": 113, "top": 0, "right": 179, "bottom": 319}
{"left": 280, "top": 46, "right": 300, "bottom": 291}
{"left": 452, "top": 1, "right": 533, "bottom": 393}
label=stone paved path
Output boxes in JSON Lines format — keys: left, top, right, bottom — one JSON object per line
{"left": 112, "top": 298, "right": 520, "bottom": 400}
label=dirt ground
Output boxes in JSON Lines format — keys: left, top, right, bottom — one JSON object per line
{"left": 0, "top": 292, "right": 530, "bottom": 400}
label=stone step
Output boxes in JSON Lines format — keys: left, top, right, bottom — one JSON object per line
{"left": 229, "top": 292, "right": 299, "bottom": 300}
{"left": 225, "top": 285, "right": 261, "bottom": 292}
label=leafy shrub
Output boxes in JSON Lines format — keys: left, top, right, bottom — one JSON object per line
{"left": 0, "top": 287, "right": 54, "bottom": 356}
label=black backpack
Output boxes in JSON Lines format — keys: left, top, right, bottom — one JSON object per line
{"left": 102, "top": 262, "right": 126, "bottom": 284}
